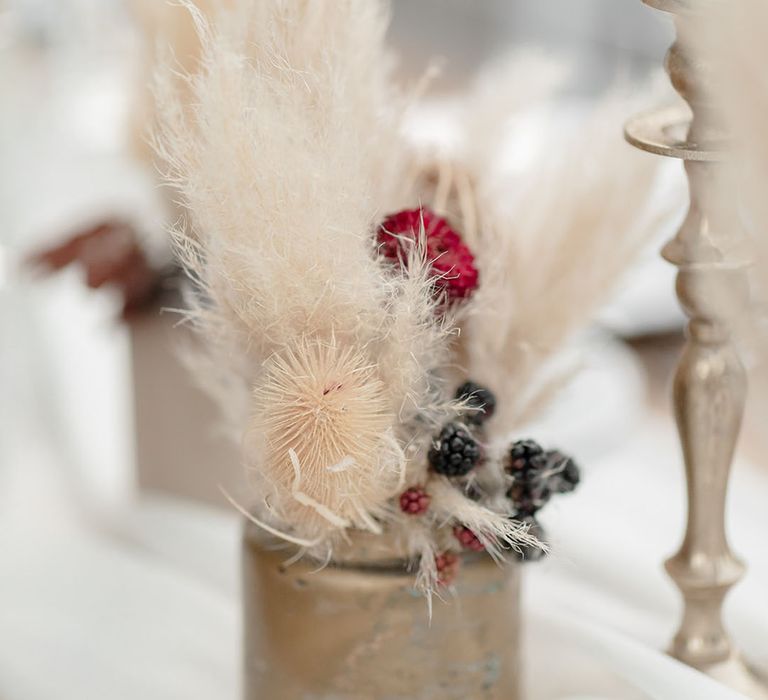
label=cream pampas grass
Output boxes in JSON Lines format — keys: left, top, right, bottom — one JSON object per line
{"left": 129, "top": 0, "right": 228, "bottom": 166}
{"left": 154, "top": 0, "right": 455, "bottom": 549}
{"left": 154, "top": 0, "right": 664, "bottom": 592}
{"left": 464, "top": 123, "right": 664, "bottom": 433}
{"left": 408, "top": 69, "right": 677, "bottom": 435}
{"left": 428, "top": 478, "right": 541, "bottom": 561}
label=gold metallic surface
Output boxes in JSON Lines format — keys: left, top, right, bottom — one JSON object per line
{"left": 624, "top": 105, "right": 725, "bottom": 161}
{"left": 627, "top": 3, "right": 768, "bottom": 696}
{"left": 242, "top": 523, "right": 521, "bottom": 700}
{"left": 643, "top": 0, "right": 719, "bottom": 14}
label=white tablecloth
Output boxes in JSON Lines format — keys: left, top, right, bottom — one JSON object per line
{"left": 2, "top": 402, "right": 766, "bottom": 700}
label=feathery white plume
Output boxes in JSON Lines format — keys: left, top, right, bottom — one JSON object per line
{"left": 154, "top": 0, "right": 452, "bottom": 545}
{"left": 443, "top": 74, "right": 676, "bottom": 433}
{"left": 153, "top": 2, "right": 656, "bottom": 584}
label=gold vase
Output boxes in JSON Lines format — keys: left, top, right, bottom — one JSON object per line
{"left": 242, "top": 522, "right": 522, "bottom": 700}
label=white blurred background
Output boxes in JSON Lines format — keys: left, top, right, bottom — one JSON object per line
{"left": 0, "top": 0, "right": 676, "bottom": 512}
{"left": 8, "top": 4, "right": 767, "bottom": 700}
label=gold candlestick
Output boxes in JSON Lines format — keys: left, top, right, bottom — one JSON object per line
{"left": 626, "top": 1, "right": 768, "bottom": 696}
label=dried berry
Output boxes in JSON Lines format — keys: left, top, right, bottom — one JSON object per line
{"left": 507, "top": 477, "right": 552, "bottom": 518}
{"left": 512, "top": 516, "right": 547, "bottom": 563}
{"left": 507, "top": 439, "right": 547, "bottom": 475}
{"left": 435, "top": 551, "right": 460, "bottom": 586}
{"left": 453, "top": 525, "right": 485, "bottom": 552}
{"left": 463, "top": 482, "right": 485, "bottom": 502}
{"left": 428, "top": 423, "right": 481, "bottom": 477}
{"left": 455, "top": 381, "right": 497, "bottom": 425}
{"left": 545, "top": 450, "right": 581, "bottom": 494}
{"left": 378, "top": 207, "right": 479, "bottom": 302}
{"left": 399, "top": 486, "right": 431, "bottom": 515}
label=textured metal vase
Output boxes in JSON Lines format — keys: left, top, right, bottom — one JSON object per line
{"left": 242, "top": 522, "right": 521, "bottom": 700}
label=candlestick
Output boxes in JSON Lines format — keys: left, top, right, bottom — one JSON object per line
{"left": 625, "top": 1, "right": 768, "bottom": 696}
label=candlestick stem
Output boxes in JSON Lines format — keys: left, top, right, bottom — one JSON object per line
{"left": 625, "top": 1, "right": 768, "bottom": 696}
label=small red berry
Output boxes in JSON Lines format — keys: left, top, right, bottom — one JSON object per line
{"left": 453, "top": 524, "right": 485, "bottom": 552}
{"left": 377, "top": 207, "right": 479, "bottom": 302}
{"left": 435, "top": 551, "right": 460, "bottom": 586}
{"left": 399, "top": 486, "right": 431, "bottom": 515}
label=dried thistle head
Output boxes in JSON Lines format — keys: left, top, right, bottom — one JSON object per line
{"left": 245, "top": 339, "right": 404, "bottom": 540}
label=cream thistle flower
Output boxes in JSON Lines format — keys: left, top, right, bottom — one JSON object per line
{"left": 246, "top": 340, "right": 404, "bottom": 540}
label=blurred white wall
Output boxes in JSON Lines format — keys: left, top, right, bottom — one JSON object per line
{"left": 390, "top": 0, "right": 672, "bottom": 91}
{"left": 0, "top": 0, "right": 678, "bottom": 510}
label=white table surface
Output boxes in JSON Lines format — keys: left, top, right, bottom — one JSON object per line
{"left": 2, "top": 331, "right": 767, "bottom": 700}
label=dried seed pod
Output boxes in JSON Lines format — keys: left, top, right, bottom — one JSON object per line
{"left": 246, "top": 340, "right": 403, "bottom": 540}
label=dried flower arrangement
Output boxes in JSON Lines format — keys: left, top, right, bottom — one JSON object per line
{"left": 153, "top": 0, "right": 663, "bottom": 597}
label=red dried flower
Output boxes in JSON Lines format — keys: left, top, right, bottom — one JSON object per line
{"left": 377, "top": 207, "right": 479, "bottom": 302}
{"left": 453, "top": 524, "right": 485, "bottom": 552}
{"left": 399, "top": 486, "right": 431, "bottom": 515}
{"left": 435, "top": 551, "right": 460, "bottom": 586}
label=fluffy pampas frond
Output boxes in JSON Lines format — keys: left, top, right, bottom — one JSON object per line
{"left": 458, "top": 79, "right": 676, "bottom": 433}
{"left": 403, "top": 58, "right": 678, "bottom": 435}
{"left": 153, "top": 0, "right": 455, "bottom": 545}
{"left": 153, "top": 3, "right": 627, "bottom": 581}
{"left": 429, "top": 478, "right": 542, "bottom": 560}
{"left": 129, "top": 0, "right": 227, "bottom": 165}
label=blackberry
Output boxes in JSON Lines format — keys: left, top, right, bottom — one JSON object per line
{"left": 545, "top": 450, "right": 581, "bottom": 494}
{"left": 463, "top": 481, "right": 485, "bottom": 502}
{"left": 428, "top": 423, "right": 481, "bottom": 477}
{"left": 512, "top": 515, "right": 547, "bottom": 563}
{"left": 507, "top": 476, "right": 551, "bottom": 517}
{"left": 507, "top": 439, "right": 551, "bottom": 516}
{"left": 507, "top": 439, "right": 547, "bottom": 475}
{"left": 455, "top": 381, "right": 497, "bottom": 425}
